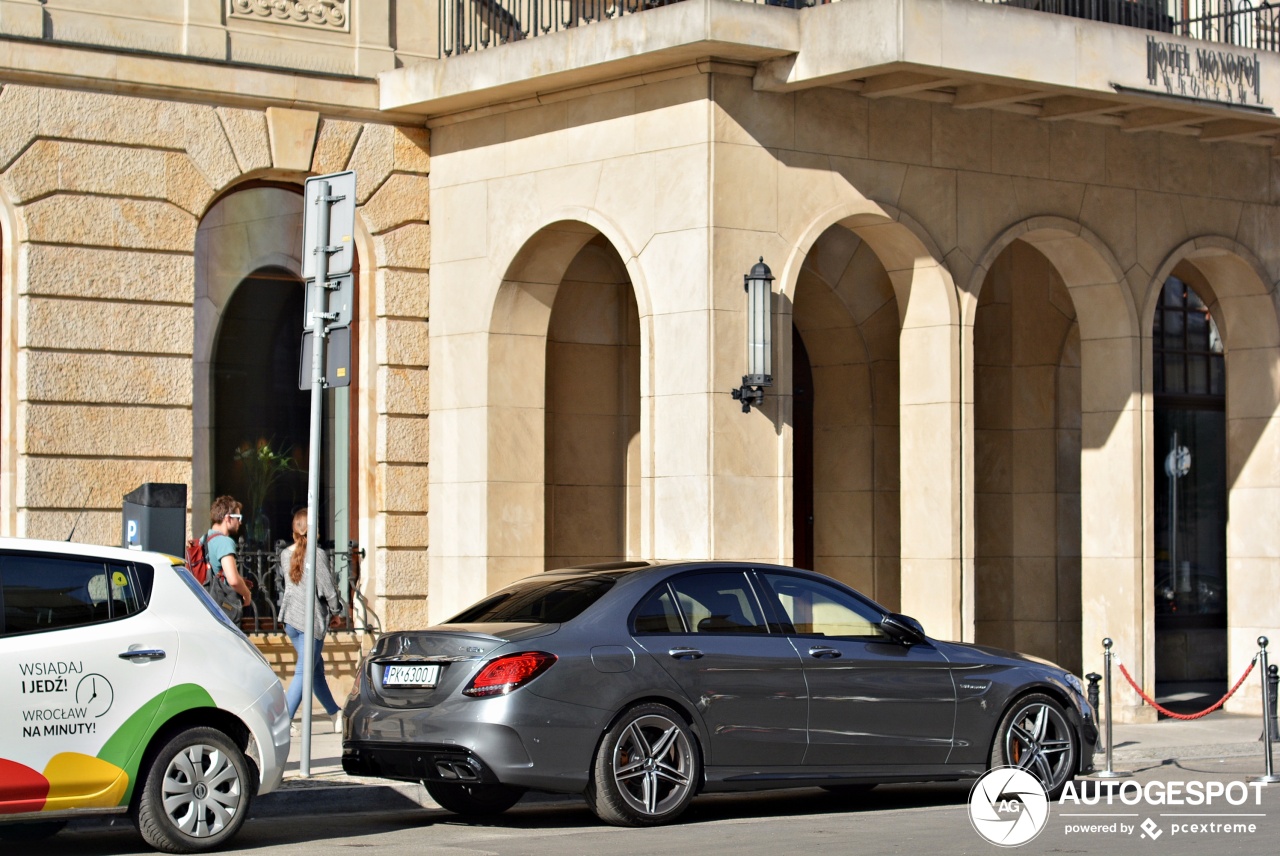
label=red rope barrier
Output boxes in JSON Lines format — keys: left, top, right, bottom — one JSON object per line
{"left": 1117, "top": 657, "right": 1256, "bottom": 720}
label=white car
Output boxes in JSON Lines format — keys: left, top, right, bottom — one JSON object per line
{"left": 0, "top": 537, "right": 289, "bottom": 852}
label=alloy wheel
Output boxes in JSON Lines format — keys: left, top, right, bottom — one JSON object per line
{"left": 1003, "top": 701, "right": 1074, "bottom": 790}
{"left": 610, "top": 713, "right": 695, "bottom": 817}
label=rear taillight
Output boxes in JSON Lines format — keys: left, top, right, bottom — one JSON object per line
{"left": 462, "top": 652, "right": 557, "bottom": 697}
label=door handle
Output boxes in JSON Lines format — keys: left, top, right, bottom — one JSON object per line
{"left": 119, "top": 649, "right": 166, "bottom": 662}
{"left": 808, "top": 646, "right": 842, "bottom": 659}
{"left": 668, "top": 647, "right": 704, "bottom": 660}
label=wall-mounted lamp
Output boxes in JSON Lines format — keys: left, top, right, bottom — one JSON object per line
{"left": 731, "top": 257, "right": 774, "bottom": 413}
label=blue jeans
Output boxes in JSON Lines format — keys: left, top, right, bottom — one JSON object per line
{"left": 284, "top": 623, "right": 340, "bottom": 719}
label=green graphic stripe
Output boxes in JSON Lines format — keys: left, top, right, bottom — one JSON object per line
{"left": 96, "top": 683, "right": 216, "bottom": 804}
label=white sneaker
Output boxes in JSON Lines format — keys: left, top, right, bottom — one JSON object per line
{"left": 331, "top": 711, "right": 344, "bottom": 734}
{"left": 289, "top": 723, "right": 299, "bottom": 737}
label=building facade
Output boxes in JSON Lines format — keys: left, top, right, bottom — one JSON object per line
{"left": 2, "top": 0, "right": 1279, "bottom": 721}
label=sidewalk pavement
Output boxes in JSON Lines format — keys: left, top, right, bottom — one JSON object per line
{"left": 251, "top": 710, "right": 1279, "bottom": 819}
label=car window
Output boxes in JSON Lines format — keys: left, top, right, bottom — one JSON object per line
{"left": 632, "top": 585, "right": 685, "bottom": 633}
{"left": 447, "top": 575, "right": 616, "bottom": 624}
{"left": 759, "top": 572, "right": 887, "bottom": 639}
{"left": 0, "top": 553, "right": 152, "bottom": 637}
{"left": 662, "top": 572, "right": 768, "bottom": 634}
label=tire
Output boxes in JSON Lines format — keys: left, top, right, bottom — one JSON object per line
{"left": 133, "top": 726, "right": 254, "bottom": 853}
{"left": 424, "top": 781, "right": 524, "bottom": 816}
{"left": 0, "top": 821, "right": 66, "bottom": 842}
{"left": 989, "top": 693, "right": 1078, "bottom": 800}
{"left": 586, "top": 703, "right": 700, "bottom": 827}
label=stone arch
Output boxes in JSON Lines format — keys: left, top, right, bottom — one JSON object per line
{"left": 783, "top": 199, "right": 962, "bottom": 639}
{"left": 1144, "top": 237, "right": 1280, "bottom": 714}
{"left": 194, "top": 180, "right": 373, "bottom": 559}
{"left": 193, "top": 184, "right": 306, "bottom": 533}
{"left": 970, "top": 217, "right": 1145, "bottom": 717}
{"left": 791, "top": 225, "right": 898, "bottom": 606}
{"left": 431, "top": 217, "right": 648, "bottom": 618}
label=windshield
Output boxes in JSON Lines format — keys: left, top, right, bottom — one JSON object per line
{"left": 447, "top": 575, "right": 617, "bottom": 624}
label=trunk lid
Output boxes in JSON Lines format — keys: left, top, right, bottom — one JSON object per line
{"left": 366, "top": 623, "right": 558, "bottom": 708}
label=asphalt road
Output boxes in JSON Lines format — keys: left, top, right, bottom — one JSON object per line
{"left": 34, "top": 758, "right": 1280, "bottom": 856}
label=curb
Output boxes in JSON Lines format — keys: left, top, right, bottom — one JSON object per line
{"left": 252, "top": 781, "right": 433, "bottom": 818}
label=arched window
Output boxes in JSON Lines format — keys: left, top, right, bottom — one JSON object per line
{"left": 1152, "top": 275, "right": 1226, "bottom": 685}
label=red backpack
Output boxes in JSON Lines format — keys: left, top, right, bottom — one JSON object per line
{"left": 185, "top": 534, "right": 212, "bottom": 585}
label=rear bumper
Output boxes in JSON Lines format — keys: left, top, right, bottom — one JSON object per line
{"left": 342, "top": 690, "right": 609, "bottom": 793}
{"left": 343, "top": 741, "right": 500, "bottom": 784}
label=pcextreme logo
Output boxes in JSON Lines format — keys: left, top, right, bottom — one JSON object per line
{"left": 969, "top": 767, "right": 1050, "bottom": 847}
{"left": 968, "top": 771, "right": 1268, "bottom": 846}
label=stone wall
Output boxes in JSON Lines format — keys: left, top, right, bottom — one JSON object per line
{"left": 426, "top": 62, "right": 1280, "bottom": 716}
{"left": 0, "top": 83, "right": 431, "bottom": 630}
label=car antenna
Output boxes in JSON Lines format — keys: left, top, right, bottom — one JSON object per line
{"left": 66, "top": 487, "right": 92, "bottom": 541}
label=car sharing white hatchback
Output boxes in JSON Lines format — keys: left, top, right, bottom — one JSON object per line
{"left": 0, "top": 537, "right": 289, "bottom": 852}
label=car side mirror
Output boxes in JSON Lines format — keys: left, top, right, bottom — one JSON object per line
{"left": 881, "top": 613, "right": 927, "bottom": 645}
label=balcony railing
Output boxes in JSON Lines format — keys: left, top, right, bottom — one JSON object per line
{"left": 438, "top": 0, "right": 1280, "bottom": 57}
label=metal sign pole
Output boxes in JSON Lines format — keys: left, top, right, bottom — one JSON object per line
{"left": 300, "top": 180, "right": 334, "bottom": 778}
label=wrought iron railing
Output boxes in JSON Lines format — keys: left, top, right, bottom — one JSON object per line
{"left": 437, "top": 0, "right": 1280, "bottom": 58}
{"left": 235, "top": 543, "right": 381, "bottom": 637}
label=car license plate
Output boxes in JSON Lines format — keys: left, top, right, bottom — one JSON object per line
{"left": 382, "top": 664, "right": 442, "bottom": 688}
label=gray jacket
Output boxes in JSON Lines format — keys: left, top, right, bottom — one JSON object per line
{"left": 279, "top": 545, "right": 337, "bottom": 637}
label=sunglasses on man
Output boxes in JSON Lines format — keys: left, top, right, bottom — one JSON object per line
{"left": 227, "top": 513, "right": 243, "bottom": 521}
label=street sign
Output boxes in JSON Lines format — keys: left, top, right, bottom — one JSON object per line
{"left": 305, "top": 273, "right": 354, "bottom": 328}
{"left": 302, "top": 171, "right": 356, "bottom": 280}
{"left": 298, "top": 325, "right": 351, "bottom": 390}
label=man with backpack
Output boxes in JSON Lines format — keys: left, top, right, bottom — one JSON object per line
{"left": 203, "top": 495, "right": 252, "bottom": 609}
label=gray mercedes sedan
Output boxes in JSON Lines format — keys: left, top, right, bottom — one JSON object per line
{"left": 342, "top": 561, "right": 1096, "bottom": 826}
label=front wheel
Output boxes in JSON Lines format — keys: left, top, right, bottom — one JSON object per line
{"left": 990, "top": 693, "right": 1077, "bottom": 799}
{"left": 133, "top": 727, "right": 253, "bottom": 853}
{"left": 424, "top": 781, "right": 524, "bottom": 816}
{"left": 586, "top": 703, "right": 700, "bottom": 827}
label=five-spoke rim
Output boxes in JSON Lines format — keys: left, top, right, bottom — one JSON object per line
{"left": 611, "top": 714, "right": 694, "bottom": 816}
{"left": 161, "top": 743, "right": 243, "bottom": 838}
{"left": 1004, "top": 702, "right": 1074, "bottom": 790}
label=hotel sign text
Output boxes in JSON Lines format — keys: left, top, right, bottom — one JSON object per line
{"left": 1147, "top": 37, "right": 1262, "bottom": 106}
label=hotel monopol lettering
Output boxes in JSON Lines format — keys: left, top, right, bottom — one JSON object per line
{"left": 1147, "top": 36, "right": 1262, "bottom": 106}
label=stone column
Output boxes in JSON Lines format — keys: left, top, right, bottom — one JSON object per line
{"left": 1216, "top": 280, "right": 1280, "bottom": 714}
{"left": 1079, "top": 330, "right": 1149, "bottom": 722}
{"left": 350, "top": 125, "right": 433, "bottom": 631}
{"left": 897, "top": 262, "right": 966, "bottom": 642}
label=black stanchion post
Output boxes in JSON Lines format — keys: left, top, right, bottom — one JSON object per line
{"left": 1086, "top": 672, "right": 1103, "bottom": 750}
{"left": 1264, "top": 664, "right": 1280, "bottom": 742}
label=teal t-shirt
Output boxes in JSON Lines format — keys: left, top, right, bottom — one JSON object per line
{"left": 204, "top": 530, "right": 237, "bottom": 577}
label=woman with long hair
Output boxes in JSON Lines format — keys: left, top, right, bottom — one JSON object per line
{"left": 279, "top": 507, "right": 342, "bottom": 733}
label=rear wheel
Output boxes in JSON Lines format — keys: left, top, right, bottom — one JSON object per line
{"left": 133, "top": 726, "right": 253, "bottom": 853}
{"left": 424, "top": 781, "right": 524, "bottom": 816}
{"left": 990, "top": 693, "right": 1077, "bottom": 799}
{"left": 586, "top": 703, "right": 699, "bottom": 827}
